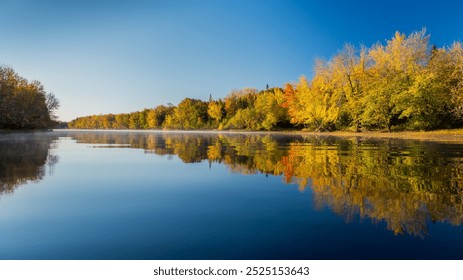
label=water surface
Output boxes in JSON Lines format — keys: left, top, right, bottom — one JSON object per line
{"left": 1, "top": 130, "right": 463, "bottom": 259}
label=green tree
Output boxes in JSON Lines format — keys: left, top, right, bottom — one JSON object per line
{"left": 254, "top": 88, "right": 288, "bottom": 130}
{"left": 164, "top": 98, "right": 209, "bottom": 129}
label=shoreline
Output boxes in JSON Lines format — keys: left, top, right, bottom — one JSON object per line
{"left": 50, "top": 128, "right": 463, "bottom": 143}
{"left": 294, "top": 130, "right": 463, "bottom": 143}
{"left": 3, "top": 127, "right": 463, "bottom": 143}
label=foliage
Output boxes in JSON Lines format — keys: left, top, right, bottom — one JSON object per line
{"left": 224, "top": 88, "right": 288, "bottom": 130}
{"left": 282, "top": 73, "right": 339, "bottom": 131}
{"left": 69, "top": 29, "right": 463, "bottom": 132}
{"left": 0, "top": 66, "right": 59, "bottom": 129}
{"left": 68, "top": 105, "right": 174, "bottom": 130}
{"left": 163, "top": 98, "right": 209, "bottom": 129}
{"left": 207, "top": 99, "right": 225, "bottom": 125}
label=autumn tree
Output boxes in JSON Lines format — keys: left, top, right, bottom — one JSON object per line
{"left": 254, "top": 88, "right": 288, "bottom": 130}
{"left": 362, "top": 30, "right": 431, "bottom": 131}
{"left": 449, "top": 42, "right": 463, "bottom": 121}
{"left": 207, "top": 99, "right": 225, "bottom": 126}
{"left": 67, "top": 28, "right": 463, "bottom": 132}
{"left": 0, "top": 66, "right": 59, "bottom": 129}
{"left": 163, "top": 98, "right": 209, "bottom": 129}
{"left": 334, "top": 44, "right": 368, "bottom": 131}
{"left": 223, "top": 88, "right": 258, "bottom": 119}
{"left": 283, "top": 74, "right": 339, "bottom": 131}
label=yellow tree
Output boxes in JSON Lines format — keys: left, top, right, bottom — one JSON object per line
{"left": 254, "top": 88, "right": 288, "bottom": 130}
{"left": 223, "top": 88, "right": 258, "bottom": 119}
{"left": 362, "top": 29, "right": 430, "bottom": 131}
{"left": 284, "top": 73, "right": 339, "bottom": 131}
{"left": 207, "top": 100, "right": 224, "bottom": 126}
{"left": 334, "top": 44, "right": 368, "bottom": 131}
{"left": 146, "top": 109, "right": 157, "bottom": 128}
{"left": 395, "top": 45, "right": 455, "bottom": 129}
{"left": 449, "top": 42, "right": 463, "bottom": 119}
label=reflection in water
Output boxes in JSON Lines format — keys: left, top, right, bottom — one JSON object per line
{"left": 0, "top": 132, "right": 59, "bottom": 195}
{"left": 65, "top": 131, "right": 463, "bottom": 237}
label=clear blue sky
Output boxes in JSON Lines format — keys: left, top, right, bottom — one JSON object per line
{"left": 1, "top": 0, "right": 462, "bottom": 121}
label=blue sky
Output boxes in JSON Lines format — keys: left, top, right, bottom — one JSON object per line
{"left": 1, "top": 0, "right": 462, "bottom": 121}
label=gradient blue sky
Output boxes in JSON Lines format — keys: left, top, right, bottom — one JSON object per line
{"left": 1, "top": 0, "right": 462, "bottom": 121}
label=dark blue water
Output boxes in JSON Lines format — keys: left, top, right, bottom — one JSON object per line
{"left": 1, "top": 130, "right": 463, "bottom": 259}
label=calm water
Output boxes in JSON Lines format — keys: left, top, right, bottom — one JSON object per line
{"left": 1, "top": 130, "right": 463, "bottom": 260}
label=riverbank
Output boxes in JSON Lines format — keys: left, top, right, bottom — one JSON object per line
{"left": 53, "top": 128, "right": 463, "bottom": 143}
{"left": 290, "top": 129, "right": 463, "bottom": 143}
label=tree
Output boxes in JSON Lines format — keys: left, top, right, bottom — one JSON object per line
{"left": 361, "top": 30, "right": 431, "bottom": 131}
{"left": 224, "top": 108, "right": 259, "bottom": 130}
{"left": 46, "top": 92, "right": 60, "bottom": 121}
{"left": 207, "top": 100, "right": 225, "bottom": 124}
{"left": 0, "top": 66, "right": 58, "bottom": 129}
{"left": 164, "top": 98, "right": 209, "bottom": 129}
{"left": 449, "top": 42, "right": 463, "bottom": 120}
{"left": 114, "top": 114, "right": 129, "bottom": 129}
{"left": 66, "top": 29, "right": 463, "bottom": 132}
{"left": 254, "top": 88, "right": 288, "bottom": 130}
{"left": 335, "top": 44, "right": 368, "bottom": 131}
{"left": 283, "top": 75, "right": 339, "bottom": 131}
{"left": 223, "top": 88, "right": 257, "bottom": 119}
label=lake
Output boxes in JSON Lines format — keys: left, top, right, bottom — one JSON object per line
{"left": 1, "top": 130, "right": 463, "bottom": 259}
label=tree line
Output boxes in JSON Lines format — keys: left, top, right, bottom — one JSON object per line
{"left": 68, "top": 87, "right": 291, "bottom": 130}
{"left": 69, "top": 29, "right": 463, "bottom": 132}
{"left": 0, "top": 66, "right": 60, "bottom": 129}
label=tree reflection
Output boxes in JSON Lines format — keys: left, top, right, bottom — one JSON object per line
{"left": 66, "top": 131, "right": 463, "bottom": 237}
{"left": 0, "top": 132, "right": 59, "bottom": 195}
{"left": 281, "top": 137, "right": 463, "bottom": 236}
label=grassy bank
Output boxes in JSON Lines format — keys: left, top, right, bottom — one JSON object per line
{"left": 289, "top": 128, "right": 463, "bottom": 143}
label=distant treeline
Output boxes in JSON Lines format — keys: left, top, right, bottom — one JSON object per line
{"left": 69, "top": 29, "right": 463, "bottom": 132}
{"left": 68, "top": 87, "right": 291, "bottom": 130}
{"left": 0, "top": 66, "right": 59, "bottom": 129}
